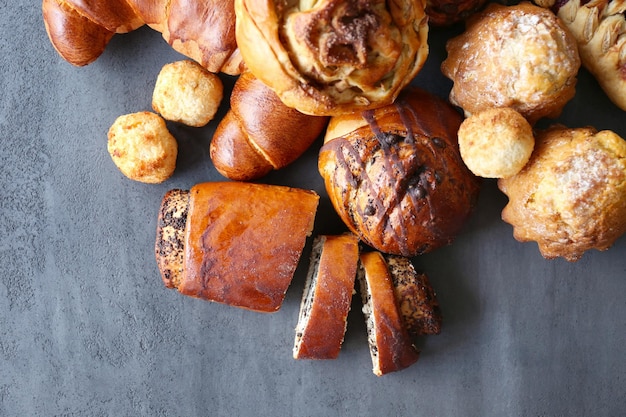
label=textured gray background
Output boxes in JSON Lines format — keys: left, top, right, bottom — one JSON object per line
{"left": 1, "top": 2, "right": 625, "bottom": 416}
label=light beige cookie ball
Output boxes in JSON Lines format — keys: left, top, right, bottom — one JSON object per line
{"left": 458, "top": 107, "right": 535, "bottom": 178}
{"left": 152, "top": 60, "right": 224, "bottom": 127}
{"left": 107, "top": 111, "right": 178, "bottom": 184}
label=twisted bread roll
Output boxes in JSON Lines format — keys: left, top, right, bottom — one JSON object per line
{"left": 42, "top": 0, "right": 244, "bottom": 75}
{"left": 319, "top": 87, "right": 480, "bottom": 257}
{"left": 210, "top": 72, "right": 329, "bottom": 181}
{"left": 234, "top": 0, "right": 429, "bottom": 115}
{"left": 534, "top": 0, "right": 626, "bottom": 111}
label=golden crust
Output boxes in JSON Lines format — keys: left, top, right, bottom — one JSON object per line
{"left": 234, "top": 0, "right": 429, "bottom": 116}
{"left": 551, "top": 0, "right": 626, "bottom": 111}
{"left": 107, "top": 112, "right": 178, "bottom": 184}
{"left": 498, "top": 125, "right": 626, "bottom": 261}
{"left": 152, "top": 60, "right": 224, "bottom": 128}
{"left": 441, "top": 2, "right": 580, "bottom": 124}
{"left": 179, "top": 182, "right": 319, "bottom": 312}
{"left": 458, "top": 107, "right": 535, "bottom": 179}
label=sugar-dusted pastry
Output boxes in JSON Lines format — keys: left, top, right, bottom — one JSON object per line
{"left": 458, "top": 107, "right": 535, "bottom": 178}
{"left": 234, "top": 0, "right": 429, "bottom": 116}
{"left": 498, "top": 125, "right": 626, "bottom": 261}
{"left": 107, "top": 111, "right": 178, "bottom": 184}
{"left": 319, "top": 87, "right": 480, "bottom": 257}
{"left": 441, "top": 2, "right": 580, "bottom": 124}
{"left": 534, "top": 0, "right": 626, "bottom": 111}
{"left": 152, "top": 60, "right": 224, "bottom": 127}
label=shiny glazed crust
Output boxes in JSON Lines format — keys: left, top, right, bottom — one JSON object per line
{"left": 178, "top": 182, "right": 319, "bottom": 312}
{"left": 319, "top": 87, "right": 480, "bottom": 257}
{"left": 358, "top": 251, "right": 420, "bottom": 376}
{"left": 498, "top": 125, "right": 626, "bottom": 261}
{"left": 210, "top": 71, "right": 329, "bottom": 181}
{"left": 293, "top": 234, "right": 359, "bottom": 360}
{"left": 234, "top": 0, "right": 429, "bottom": 115}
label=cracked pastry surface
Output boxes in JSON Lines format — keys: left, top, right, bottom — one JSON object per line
{"left": 234, "top": 0, "right": 429, "bottom": 115}
{"left": 441, "top": 1, "right": 580, "bottom": 124}
{"left": 498, "top": 125, "right": 626, "bottom": 261}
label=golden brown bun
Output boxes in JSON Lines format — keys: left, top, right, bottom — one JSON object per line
{"left": 152, "top": 60, "right": 224, "bottom": 127}
{"left": 458, "top": 107, "right": 535, "bottom": 179}
{"left": 158, "top": 182, "right": 319, "bottom": 312}
{"left": 293, "top": 234, "right": 359, "bottom": 360}
{"left": 319, "top": 87, "right": 481, "bottom": 257}
{"left": 42, "top": 0, "right": 115, "bottom": 67}
{"left": 107, "top": 111, "right": 178, "bottom": 184}
{"left": 42, "top": 0, "right": 244, "bottom": 75}
{"left": 540, "top": 0, "right": 626, "bottom": 111}
{"left": 234, "top": 0, "right": 429, "bottom": 116}
{"left": 498, "top": 125, "right": 626, "bottom": 261}
{"left": 425, "top": 0, "right": 488, "bottom": 26}
{"left": 210, "top": 72, "right": 329, "bottom": 181}
{"left": 358, "top": 251, "right": 420, "bottom": 376}
{"left": 441, "top": 2, "right": 580, "bottom": 124}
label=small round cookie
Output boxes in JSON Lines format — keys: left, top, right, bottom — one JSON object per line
{"left": 458, "top": 107, "right": 535, "bottom": 178}
{"left": 498, "top": 125, "right": 626, "bottom": 261}
{"left": 152, "top": 60, "right": 224, "bottom": 127}
{"left": 107, "top": 111, "right": 178, "bottom": 184}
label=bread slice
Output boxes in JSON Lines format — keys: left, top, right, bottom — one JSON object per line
{"left": 293, "top": 233, "right": 359, "bottom": 360}
{"left": 155, "top": 182, "right": 319, "bottom": 312}
{"left": 357, "top": 251, "right": 420, "bottom": 376}
{"left": 385, "top": 255, "right": 442, "bottom": 337}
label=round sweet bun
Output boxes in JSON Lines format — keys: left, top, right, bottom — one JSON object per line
{"left": 234, "top": 0, "right": 429, "bottom": 116}
{"left": 458, "top": 107, "right": 535, "bottom": 178}
{"left": 107, "top": 111, "right": 178, "bottom": 184}
{"left": 319, "top": 87, "right": 481, "bottom": 257}
{"left": 152, "top": 60, "right": 224, "bottom": 127}
{"left": 441, "top": 2, "right": 580, "bottom": 124}
{"left": 498, "top": 125, "right": 626, "bottom": 261}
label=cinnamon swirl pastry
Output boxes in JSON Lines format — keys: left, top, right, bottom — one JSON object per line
{"left": 318, "top": 87, "right": 480, "bottom": 257}
{"left": 234, "top": 0, "right": 429, "bottom": 116}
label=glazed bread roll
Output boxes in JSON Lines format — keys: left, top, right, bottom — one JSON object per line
{"left": 155, "top": 182, "right": 319, "bottom": 312}
{"left": 210, "top": 72, "right": 329, "bottom": 181}
{"left": 234, "top": 0, "right": 429, "bottom": 115}
{"left": 42, "top": 0, "right": 244, "bottom": 75}
{"left": 358, "top": 251, "right": 420, "bottom": 376}
{"left": 441, "top": 2, "right": 580, "bottom": 124}
{"left": 498, "top": 125, "right": 626, "bottom": 261}
{"left": 319, "top": 87, "right": 481, "bottom": 257}
{"left": 293, "top": 233, "right": 359, "bottom": 360}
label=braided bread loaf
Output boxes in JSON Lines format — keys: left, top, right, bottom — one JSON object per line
{"left": 42, "top": 0, "right": 244, "bottom": 75}
{"left": 535, "top": 0, "right": 626, "bottom": 111}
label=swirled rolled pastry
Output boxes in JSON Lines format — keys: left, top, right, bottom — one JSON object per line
{"left": 234, "top": 0, "right": 429, "bottom": 116}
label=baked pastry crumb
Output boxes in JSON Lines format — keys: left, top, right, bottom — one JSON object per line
{"left": 107, "top": 111, "right": 178, "bottom": 184}
{"left": 458, "top": 107, "right": 535, "bottom": 178}
{"left": 152, "top": 60, "right": 224, "bottom": 127}
{"left": 498, "top": 125, "right": 626, "bottom": 261}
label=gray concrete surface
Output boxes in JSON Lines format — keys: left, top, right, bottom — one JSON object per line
{"left": 1, "top": 2, "right": 625, "bottom": 416}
